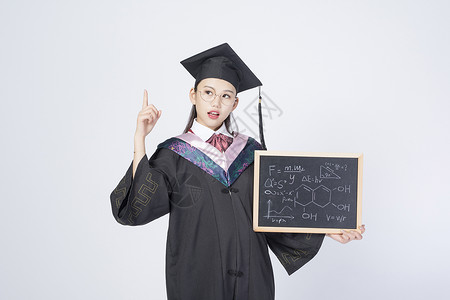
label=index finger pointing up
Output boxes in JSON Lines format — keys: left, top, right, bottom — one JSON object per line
{"left": 142, "top": 89, "right": 148, "bottom": 109}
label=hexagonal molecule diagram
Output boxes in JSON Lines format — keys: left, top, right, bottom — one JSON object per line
{"left": 295, "top": 185, "right": 313, "bottom": 206}
{"left": 294, "top": 184, "right": 332, "bottom": 208}
{"left": 313, "top": 185, "right": 331, "bottom": 208}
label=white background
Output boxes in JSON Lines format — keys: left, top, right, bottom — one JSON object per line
{"left": 1, "top": 0, "right": 449, "bottom": 299}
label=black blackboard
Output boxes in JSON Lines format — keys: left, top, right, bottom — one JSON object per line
{"left": 253, "top": 151, "right": 363, "bottom": 233}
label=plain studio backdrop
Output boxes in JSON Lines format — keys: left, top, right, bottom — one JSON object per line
{"left": 1, "top": 0, "right": 449, "bottom": 299}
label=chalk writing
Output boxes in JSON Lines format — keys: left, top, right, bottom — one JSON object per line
{"left": 265, "top": 199, "right": 294, "bottom": 223}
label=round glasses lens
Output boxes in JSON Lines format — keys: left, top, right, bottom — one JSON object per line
{"left": 220, "top": 95, "right": 235, "bottom": 106}
{"left": 200, "top": 90, "right": 214, "bottom": 102}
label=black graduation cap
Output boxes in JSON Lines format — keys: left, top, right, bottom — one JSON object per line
{"left": 180, "top": 43, "right": 262, "bottom": 93}
{"left": 180, "top": 43, "right": 267, "bottom": 149}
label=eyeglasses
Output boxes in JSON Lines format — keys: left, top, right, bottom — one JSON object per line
{"left": 197, "top": 88, "right": 236, "bottom": 106}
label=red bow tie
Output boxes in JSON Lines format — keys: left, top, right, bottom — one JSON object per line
{"left": 206, "top": 133, "right": 233, "bottom": 152}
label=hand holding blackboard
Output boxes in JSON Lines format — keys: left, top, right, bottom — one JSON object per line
{"left": 253, "top": 151, "right": 363, "bottom": 234}
{"left": 326, "top": 225, "right": 365, "bottom": 243}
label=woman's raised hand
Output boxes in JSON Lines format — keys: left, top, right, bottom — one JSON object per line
{"left": 135, "top": 89, "right": 162, "bottom": 138}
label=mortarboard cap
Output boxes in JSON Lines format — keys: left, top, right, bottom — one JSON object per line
{"left": 180, "top": 43, "right": 262, "bottom": 93}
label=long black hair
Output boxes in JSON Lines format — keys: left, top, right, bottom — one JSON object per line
{"left": 183, "top": 85, "right": 238, "bottom": 136}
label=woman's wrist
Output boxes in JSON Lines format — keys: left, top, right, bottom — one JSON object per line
{"left": 134, "top": 132, "right": 146, "bottom": 141}
{"left": 134, "top": 134, "right": 146, "bottom": 153}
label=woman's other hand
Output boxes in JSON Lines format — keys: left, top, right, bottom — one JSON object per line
{"left": 326, "top": 225, "right": 365, "bottom": 244}
{"left": 135, "top": 89, "right": 162, "bottom": 138}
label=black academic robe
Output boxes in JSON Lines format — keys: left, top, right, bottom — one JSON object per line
{"left": 110, "top": 133, "right": 324, "bottom": 300}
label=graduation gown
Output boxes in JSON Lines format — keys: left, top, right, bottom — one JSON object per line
{"left": 110, "top": 132, "right": 324, "bottom": 300}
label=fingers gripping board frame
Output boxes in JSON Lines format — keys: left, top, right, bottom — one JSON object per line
{"left": 253, "top": 151, "right": 363, "bottom": 234}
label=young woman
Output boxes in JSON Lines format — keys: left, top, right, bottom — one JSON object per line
{"left": 110, "top": 43, "right": 365, "bottom": 300}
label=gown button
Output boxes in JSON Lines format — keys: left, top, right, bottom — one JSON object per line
{"left": 221, "top": 188, "right": 239, "bottom": 193}
{"left": 227, "top": 269, "right": 244, "bottom": 277}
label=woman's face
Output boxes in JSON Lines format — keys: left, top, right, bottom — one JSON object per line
{"left": 189, "top": 78, "right": 239, "bottom": 131}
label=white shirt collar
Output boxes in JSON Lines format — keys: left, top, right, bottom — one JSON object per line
{"left": 190, "top": 119, "right": 234, "bottom": 142}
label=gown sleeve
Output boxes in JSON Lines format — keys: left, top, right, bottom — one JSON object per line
{"left": 265, "top": 232, "right": 325, "bottom": 275}
{"left": 110, "top": 149, "right": 175, "bottom": 226}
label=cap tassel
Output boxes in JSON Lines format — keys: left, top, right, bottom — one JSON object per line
{"left": 258, "top": 86, "right": 267, "bottom": 150}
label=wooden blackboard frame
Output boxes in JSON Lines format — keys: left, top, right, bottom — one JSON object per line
{"left": 253, "top": 151, "right": 363, "bottom": 234}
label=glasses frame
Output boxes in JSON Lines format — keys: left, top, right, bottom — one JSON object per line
{"left": 197, "top": 88, "right": 237, "bottom": 106}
